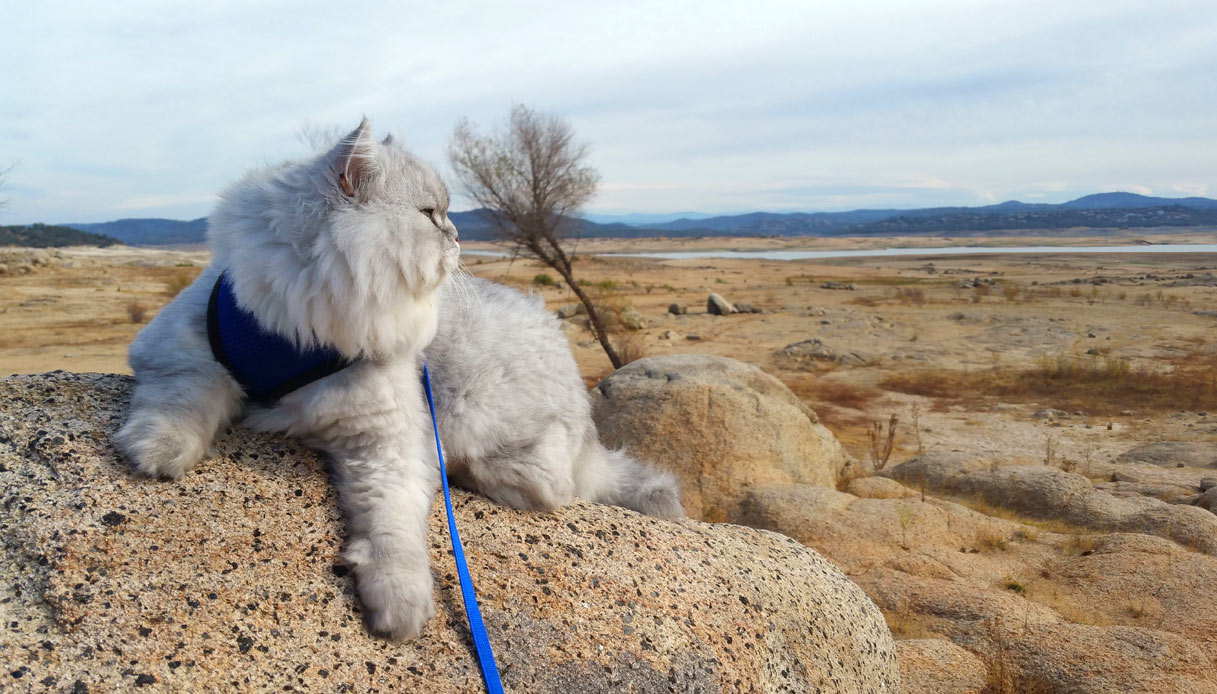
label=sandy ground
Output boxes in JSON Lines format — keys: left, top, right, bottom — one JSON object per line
{"left": 3, "top": 239, "right": 1216, "bottom": 466}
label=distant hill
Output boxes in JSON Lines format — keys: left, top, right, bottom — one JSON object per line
{"left": 851, "top": 206, "right": 1217, "bottom": 235}
{"left": 0, "top": 223, "right": 120, "bottom": 248}
{"left": 62, "top": 218, "right": 209, "bottom": 245}
{"left": 645, "top": 193, "right": 1217, "bottom": 236}
{"left": 1059, "top": 192, "right": 1217, "bottom": 210}
{"left": 51, "top": 192, "right": 1217, "bottom": 245}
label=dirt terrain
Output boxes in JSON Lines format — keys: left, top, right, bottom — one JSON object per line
{"left": 3, "top": 238, "right": 1217, "bottom": 691}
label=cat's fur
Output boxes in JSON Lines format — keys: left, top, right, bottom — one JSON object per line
{"left": 115, "top": 119, "right": 682, "bottom": 639}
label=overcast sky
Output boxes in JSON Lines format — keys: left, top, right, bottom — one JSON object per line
{"left": 2, "top": 0, "right": 1216, "bottom": 224}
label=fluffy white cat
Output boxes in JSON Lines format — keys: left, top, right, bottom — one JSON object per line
{"left": 115, "top": 119, "right": 682, "bottom": 639}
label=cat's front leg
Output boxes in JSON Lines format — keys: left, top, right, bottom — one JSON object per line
{"left": 117, "top": 365, "right": 243, "bottom": 479}
{"left": 329, "top": 439, "right": 440, "bottom": 640}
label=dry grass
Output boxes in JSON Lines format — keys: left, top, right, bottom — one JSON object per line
{"left": 881, "top": 353, "right": 1217, "bottom": 415}
{"left": 975, "top": 524, "right": 1010, "bottom": 552}
{"left": 786, "top": 376, "right": 882, "bottom": 411}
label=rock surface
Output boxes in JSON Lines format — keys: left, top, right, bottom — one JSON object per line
{"left": 895, "top": 639, "right": 986, "bottom": 694}
{"left": 0, "top": 372, "right": 898, "bottom": 693}
{"left": 743, "top": 469, "right": 1217, "bottom": 693}
{"left": 1115, "top": 441, "right": 1217, "bottom": 468}
{"left": 884, "top": 453, "right": 1217, "bottom": 554}
{"left": 590, "top": 355, "right": 848, "bottom": 521}
{"left": 775, "top": 338, "right": 872, "bottom": 367}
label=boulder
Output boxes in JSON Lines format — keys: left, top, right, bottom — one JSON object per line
{"left": 706, "top": 292, "right": 735, "bottom": 315}
{"left": 667, "top": 303, "right": 686, "bottom": 316}
{"left": 591, "top": 355, "right": 848, "bottom": 522}
{"left": 0, "top": 372, "right": 899, "bottom": 693}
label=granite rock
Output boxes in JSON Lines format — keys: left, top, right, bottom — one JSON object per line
{"left": 591, "top": 355, "right": 848, "bottom": 522}
{"left": 0, "top": 372, "right": 898, "bottom": 693}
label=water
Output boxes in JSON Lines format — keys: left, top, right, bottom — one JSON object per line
{"left": 463, "top": 244, "right": 1217, "bottom": 262}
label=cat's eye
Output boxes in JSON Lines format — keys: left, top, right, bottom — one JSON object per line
{"left": 420, "top": 208, "right": 436, "bottom": 217}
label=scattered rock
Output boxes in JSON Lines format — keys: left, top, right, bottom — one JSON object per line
{"left": 776, "top": 339, "right": 873, "bottom": 366}
{"left": 591, "top": 355, "right": 848, "bottom": 522}
{"left": 685, "top": 334, "right": 702, "bottom": 341}
{"left": 1033, "top": 408, "right": 1070, "bottom": 419}
{"left": 667, "top": 303, "right": 686, "bottom": 315}
{"left": 555, "top": 303, "right": 585, "bottom": 319}
{"left": 734, "top": 303, "right": 761, "bottom": 314}
{"left": 820, "top": 282, "right": 856, "bottom": 291}
{"left": 660, "top": 330, "right": 681, "bottom": 341}
{"left": 0, "top": 372, "right": 899, "bottom": 693}
{"left": 947, "top": 311, "right": 985, "bottom": 323}
{"left": 706, "top": 292, "right": 735, "bottom": 315}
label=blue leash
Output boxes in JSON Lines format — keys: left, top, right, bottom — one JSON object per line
{"left": 422, "top": 363, "right": 505, "bottom": 694}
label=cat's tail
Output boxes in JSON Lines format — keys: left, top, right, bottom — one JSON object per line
{"left": 575, "top": 433, "right": 684, "bottom": 519}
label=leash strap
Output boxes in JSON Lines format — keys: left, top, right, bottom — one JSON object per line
{"left": 422, "top": 363, "right": 505, "bottom": 694}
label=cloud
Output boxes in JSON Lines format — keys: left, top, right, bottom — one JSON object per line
{"left": 2, "top": 0, "right": 1216, "bottom": 222}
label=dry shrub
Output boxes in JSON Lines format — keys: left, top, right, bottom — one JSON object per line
{"left": 164, "top": 269, "right": 200, "bottom": 297}
{"left": 126, "top": 300, "right": 148, "bottom": 323}
{"left": 893, "top": 287, "right": 926, "bottom": 305}
{"left": 612, "top": 331, "right": 647, "bottom": 366}
{"left": 881, "top": 353, "right": 1217, "bottom": 415}
{"left": 868, "top": 414, "right": 898, "bottom": 470}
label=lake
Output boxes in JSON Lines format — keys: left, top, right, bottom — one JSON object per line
{"left": 463, "top": 244, "right": 1217, "bottom": 261}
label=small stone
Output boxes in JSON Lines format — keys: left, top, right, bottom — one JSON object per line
{"left": 707, "top": 293, "right": 735, "bottom": 316}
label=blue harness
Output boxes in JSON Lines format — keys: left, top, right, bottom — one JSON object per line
{"left": 207, "top": 273, "right": 352, "bottom": 405}
{"left": 206, "top": 272, "right": 504, "bottom": 692}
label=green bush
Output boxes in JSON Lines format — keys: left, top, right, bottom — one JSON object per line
{"left": 533, "top": 273, "right": 555, "bottom": 286}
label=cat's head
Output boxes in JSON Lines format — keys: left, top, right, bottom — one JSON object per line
{"left": 208, "top": 118, "right": 460, "bottom": 359}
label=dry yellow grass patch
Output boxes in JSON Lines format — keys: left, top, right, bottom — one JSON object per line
{"left": 881, "top": 352, "right": 1217, "bottom": 415}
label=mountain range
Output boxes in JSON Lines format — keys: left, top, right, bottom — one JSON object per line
{"left": 17, "top": 192, "right": 1217, "bottom": 247}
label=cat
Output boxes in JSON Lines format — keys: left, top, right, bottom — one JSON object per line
{"left": 115, "top": 118, "right": 683, "bottom": 640}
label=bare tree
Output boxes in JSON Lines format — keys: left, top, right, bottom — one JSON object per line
{"left": 448, "top": 105, "right": 624, "bottom": 368}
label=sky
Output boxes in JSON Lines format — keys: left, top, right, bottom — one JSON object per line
{"left": 2, "top": 0, "right": 1216, "bottom": 224}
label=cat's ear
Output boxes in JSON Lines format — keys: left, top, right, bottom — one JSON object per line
{"left": 331, "top": 117, "right": 379, "bottom": 199}
{"left": 381, "top": 134, "right": 396, "bottom": 146}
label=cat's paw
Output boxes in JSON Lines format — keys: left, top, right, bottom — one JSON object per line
{"left": 115, "top": 414, "right": 206, "bottom": 480}
{"left": 355, "top": 564, "right": 436, "bottom": 640}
